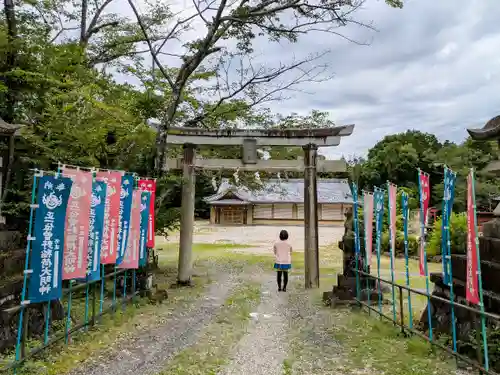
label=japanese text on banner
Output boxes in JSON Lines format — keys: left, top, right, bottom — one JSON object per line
{"left": 96, "top": 171, "right": 121, "bottom": 264}
{"left": 138, "top": 179, "right": 156, "bottom": 248}
{"left": 374, "top": 190, "right": 385, "bottom": 255}
{"left": 363, "top": 193, "right": 374, "bottom": 269}
{"left": 466, "top": 172, "right": 480, "bottom": 304}
{"left": 29, "top": 175, "right": 73, "bottom": 303}
{"left": 117, "top": 174, "right": 134, "bottom": 264}
{"left": 62, "top": 168, "right": 92, "bottom": 280}
{"left": 442, "top": 168, "right": 456, "bottom": 285}
{"left": 139, "top": 191, "right": 151, "bottom": 267}
{"left": 119, "top": 190, "right": 141, "bottom": 269}
{"left": 85, "top": 180, "right": 107, "bottom": 281}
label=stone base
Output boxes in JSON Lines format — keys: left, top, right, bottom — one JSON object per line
{"left": 323, "top": 273, "right": 384, "bottom": 308}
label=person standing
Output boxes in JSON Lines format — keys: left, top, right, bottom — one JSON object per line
{"left": 273, "top": 229, "right": 292, "bottom": 292}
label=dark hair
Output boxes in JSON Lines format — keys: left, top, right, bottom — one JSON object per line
{"left": 279, "top": 230, "right": 289, "bottom": 241}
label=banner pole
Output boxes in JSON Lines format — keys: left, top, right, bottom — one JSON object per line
{"left": 112, "top": 265, "right": 117, "bottom": 314}
{"left": 443, "top": 167, "right": 458, "bottom": 352}
{"left": 65, "top": 280, "right": 74, "bottom": 344}
{"left": 14, "top": 172, "right": 39, "bottom": 371}
{"left": 363, "top": 191, "right": 372, "bottom": 315}
{"left": 123, "top": 270, "right": 128, "bottom": 312}
{"left": 84, "top": 275, "right": 90, "bottom": 331}
{"left": 471, "top": 168, "right": 489, "bottom": 371}
{"left": 132, "top": 269, "right": 136, "bottom": 304}
{"left": 352, "top": 183, "right": 361, "bottom": 304}
{"left": 402, "top": 192, "right": 413, "bottom": 329}
{"left": 418, "top": 168, "right": 433, "bottom": 341}
{"left": 375, "top": 187, "right": 383, "bottom": 314}
{"left": 387, "top": 182, "right": 397, "bottom": 323}
{"left": 99, "top": 264, "right": 105, "bottom": 322}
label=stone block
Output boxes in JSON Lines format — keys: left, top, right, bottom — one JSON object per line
{"left": 478, "top": 236, "right": 500, "bottom": 263}
{"left": 482, "top": 218, "right": 500, "bottom": 238}
{"left": 450, "top": 254, "right": 500, "bottom": 295}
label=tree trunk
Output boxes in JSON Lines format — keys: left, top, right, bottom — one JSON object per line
{"left": 3, "top": 0, "right": 18, "bottom": 123}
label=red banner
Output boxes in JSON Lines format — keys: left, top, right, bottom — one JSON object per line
{"left": 61, "top": 168, "right": 92, "bottom": 280}
{"left": 119, "top": 190, "right": 141, "bottom": 269}
{"left": 389, "top": 183, "right": 397, "bottom": 271}
{"left": 138, "top": 179, "right": 156, "bottom": 248}
{"left": 96, "top": 171, "right": 122, "bottom": 264}
{"left": 419, "top": 171, "right": 430, "bottom": 276}
{"left": 363, "top": 193, "right": 374, "bottom": 268}
{"left": 466, "top": 172, "right": 480, "bottom": 304}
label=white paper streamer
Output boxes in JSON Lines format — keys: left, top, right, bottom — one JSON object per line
{"left": 233, "top": 168, "right": 240, "bottom": 184}
{"left": 254, "top": 171, "right": 262, "bottom": 185}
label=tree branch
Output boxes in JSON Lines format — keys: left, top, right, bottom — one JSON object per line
{"left": 127, "top": 0, "right": 175, "bottom": 88}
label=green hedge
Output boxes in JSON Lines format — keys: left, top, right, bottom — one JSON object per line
{"left": 381, "top": 231, "right": 419, "bottom": 256}
{"left": 427, "top": 212, "right": 467, "bottom": 256}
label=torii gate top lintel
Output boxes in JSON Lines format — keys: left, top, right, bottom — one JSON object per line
{"left": 166, "top": 124, "right": 355, "bottom": 146}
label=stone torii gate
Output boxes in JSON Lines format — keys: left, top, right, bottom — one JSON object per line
{"left": 165, "top": 126, "right": 355, "bottom": 289}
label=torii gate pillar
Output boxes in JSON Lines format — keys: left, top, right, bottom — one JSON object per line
{"left": 178, "top": 143, "right": 196, "bottom": 285}
{"left": 303, "top": 144, "right": 319, "bottom": 289}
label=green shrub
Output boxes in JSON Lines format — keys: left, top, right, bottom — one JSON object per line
{"left": 381, "top": 231, "right": 419, "bottom": 256}
{"left": 427, "top": 212, "right": 467, "bottom": 256}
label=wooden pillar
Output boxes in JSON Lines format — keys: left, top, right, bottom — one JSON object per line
{"left": 246, "top": 205, "right": 253, "bottom": 225}
{"left": 210, "top": 206, "right": 215, "bottom": 224}
{"left": 303, "top": 144, "right": 319, "bottom": 289}
{"left": 178, "top": 143, "right": 196, "bottom": 285}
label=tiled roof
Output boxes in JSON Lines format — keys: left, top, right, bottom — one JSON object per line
{"left": 204, "top": 178, "right": 353, "bottom": 204}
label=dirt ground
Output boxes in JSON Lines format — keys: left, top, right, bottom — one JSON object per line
{"left": 162, "top": 221, "right": 345, "bottom": 254}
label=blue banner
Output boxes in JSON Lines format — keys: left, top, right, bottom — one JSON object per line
{"left": 29, "top": 175, "right": 73, "bottom": 303}
{"left": 139, "top": 191, "right": 151, "bottom": 267}
{"left": 402, "top": 192, "right": 409, "bottom": 249}
{"left": 442, "top": 167, "right": 456, "bottom": 285}
{"left": 374, "top": 189, "right": 385, "bottom": 248}
{"left": 86, "top": 180, "right": 107, "bottom": 281}
{"left": 116, "top": 174, "right": 134, "bottom": 265}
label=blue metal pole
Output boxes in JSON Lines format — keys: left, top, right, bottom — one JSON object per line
{"left": 14, "top": 171, "right": 39, "bottom": 372}
{"left": 65, "top": 280, "right": 74, "bottom": 344}
{"left": 402, "top": 192, "right": 413, "bottom": 329}
{"left": 84, "top": 275, "right": 90, "bottom": 331}
{"left": 122, "top": 270, "right": 128, "bottom": 311}
{"left": 387, "top": 182, "right": 397, "bottom": 323}
{"left": 99, "top": 264, "right": 105, "bottom": 321}
{"left": 375, "top": 188, "right": 383, "bottom": 314}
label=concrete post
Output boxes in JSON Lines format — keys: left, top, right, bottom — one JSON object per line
{"left": 178, "top": 143, "right": 196, "bottom": 285}
{"left": 303, "top": 144, "right": 319, "bottom": 289}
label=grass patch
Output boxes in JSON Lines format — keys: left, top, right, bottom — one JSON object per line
{"left": 330, "top": 312, "right": 457, "bottom": 375}
{"left": 285, "top": 278, "right": 458, "bottom": 375}
{"left": 1, "top": 261, "right": 214, "bottom": 375}
{"left": 160, "top": 282, "right": 261, "bottom": 375}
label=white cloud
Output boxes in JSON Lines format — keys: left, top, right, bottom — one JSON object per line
{"left": 259, "top": 0, "right": 500, "bottom": 159}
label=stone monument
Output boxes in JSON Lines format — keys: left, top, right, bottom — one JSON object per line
{"left": 418, "top": 115, "right": 500, "bottom": 370}
{"left": 323, "top": 207, "right": 381, "bottom": 306}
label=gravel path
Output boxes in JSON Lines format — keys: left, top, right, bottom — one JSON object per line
{"left": 217, "top": 275, "right": 289, "bottom": 375}
{"left": 67, "top": 276, "right": 235, "bottom": 375}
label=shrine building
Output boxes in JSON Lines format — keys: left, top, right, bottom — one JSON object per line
{"left": 204, "top": 178, "right": 353, "bottom": 226}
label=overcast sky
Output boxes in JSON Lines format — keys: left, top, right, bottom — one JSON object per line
{"left": 273, "top": 0, "right": 500, "bottom": 159}
{"left": 112, "top": 0, "right": 500, "bottom": 160}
